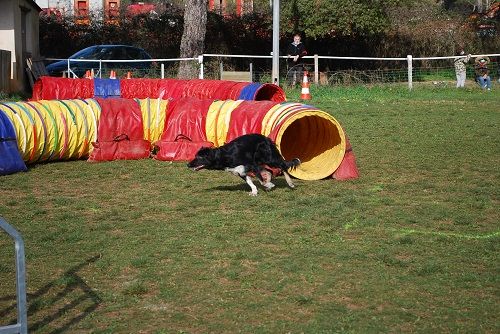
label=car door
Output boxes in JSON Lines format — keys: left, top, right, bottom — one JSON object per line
{"left": 99, "top": 47, "right": 118, "bottom": 71}
{"left": 125, "top": 47, "right": 151, "bottom": 70}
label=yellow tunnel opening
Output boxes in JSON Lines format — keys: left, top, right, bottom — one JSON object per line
{"left": 275, "top": 112, "right": 346, "bottom": 180}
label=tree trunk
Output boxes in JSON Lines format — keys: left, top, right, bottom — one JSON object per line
{"left": 178, "top": 0, "right": 208, "bottom": 79}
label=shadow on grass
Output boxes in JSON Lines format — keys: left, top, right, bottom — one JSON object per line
{"left": 210, "top": 178, "right": 296, "bottom": 193}
{"left": 0, "top": 255, "right": 102, "bottom": 333}
{"left": 211, "top": 184, "right": 248, "bottom": 192}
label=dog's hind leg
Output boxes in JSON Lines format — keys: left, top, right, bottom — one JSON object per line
{"left": 283, "top": 171, "right": 295, "bottom": 188}
{"left": 258, "top": 170, "right": 275, "bottom": 191}
{"left": 250, "top": 165, "right": 275, "bottom": 191}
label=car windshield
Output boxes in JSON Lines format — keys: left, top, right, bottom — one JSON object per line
{"left": 70, "top": 46, "right": 106, "bottom": 59}
{"left": 70, "top": 46, "right": 149, "bottom": 60}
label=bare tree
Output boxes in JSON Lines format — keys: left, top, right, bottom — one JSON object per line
{"left": 178, "top": 0, "right": 208, "bottom": 78}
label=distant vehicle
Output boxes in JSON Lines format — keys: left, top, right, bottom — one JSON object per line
{"left": 46, "top": 45, "right": 153, "bottom": 77}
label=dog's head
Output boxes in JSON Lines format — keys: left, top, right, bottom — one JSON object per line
{"left": 187, "top": 147, "right": 217, "bottom": 171}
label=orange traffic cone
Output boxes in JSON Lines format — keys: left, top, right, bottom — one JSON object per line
{"left": 300, "top": 71, "right": 311, "bottom": 100}
{"left": 109, "top": 70, "right": 117, "bottom": 79}
{"left": 90, "top": 68, "right": 95, "bottom": 78}
{"left": 126, "top": 71, "right": 132, "bottom": 79}
{"left": 84, "top": 70, "right": 91, "bottom": 79}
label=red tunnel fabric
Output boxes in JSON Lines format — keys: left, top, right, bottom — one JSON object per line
{"left": 179, "top": 80, "right": 246, "bottom": 100}
{"left": 123, "top": 79, "right": 252, "bottom": 101}
{"left": 88, "top": 98, "right": 150, "bottom": 162}
{"left": 33, "top": 78, "right": 286, "bottom": 102}
{"left": 255, "top": 84, "right": 287, "bottom": 102}
{"left": 120, "top": 79, "right": 161, "bottom": 99}
{"left": 31, "top": 76, "right": 94, "bottom": 100}
{"left": 158, "top": 79, "right": 189, "bottom": 99}
{"left": 227, "top": 82, "right": 251, "bottom": 100}
{"left": 154, "top": 97, "right": 214, "bottom": 161}
{"left": 181, "top": 79, "right": 219, "bottom": 99}
{"left": 225, "top": 100, "right": 280, "bottom": 143}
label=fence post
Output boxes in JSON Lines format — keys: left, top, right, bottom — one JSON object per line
{"left": 220, "top": 62, "right": 223, "bottom": 79}
{"left": 198, "top": 55, "right": 204, "bottom": 79}
{"left": 250, "top": 62, "right": 253, "bottom": 82}
{"left": 161, "top": 63, "right": 164, "bottom": 79}
{"left": 407, "top": 54, "right": 413, "bottom": 90}
{"left": 314, "top": 54, "right": 319, "bottom": 85}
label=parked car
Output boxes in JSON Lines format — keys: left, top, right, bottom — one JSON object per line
{"left": 46, "top": 45, "right": 153, "bottom": 77}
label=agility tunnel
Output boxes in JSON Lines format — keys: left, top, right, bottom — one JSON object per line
{"left": 1, "top": 98, "right": 358, "bottom": 180}
{"left": 154, "top": 98, "right": 351, "bottom": 180}
{"left": 31, "top": 77, "right": 286, "bottom": 102}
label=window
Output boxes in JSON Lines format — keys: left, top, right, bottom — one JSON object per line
{"left": 75, "top": 0, "right": 88, "bottom": 17}
{"left": 108, "top": 1, "right": 119, "bottom": 18}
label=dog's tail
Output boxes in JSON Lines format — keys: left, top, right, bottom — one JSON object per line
{"left": 284, "top": 158, "right": 301, "bottom": 170}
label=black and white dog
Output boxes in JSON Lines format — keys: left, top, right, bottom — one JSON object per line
{"left": 188, "top": 134, "right": 301, "bottom": 196}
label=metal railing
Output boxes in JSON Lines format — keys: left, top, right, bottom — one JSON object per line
{"left": 53, "top": 57, "right": 200, "bottom": 79}
{"left": 0, "top": 217, "right": 28, "bottom": 334}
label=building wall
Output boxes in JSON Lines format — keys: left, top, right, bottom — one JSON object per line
{"left": 0, "top": 0, "right": 40, "bottom": 92}
{"left": 209, "top": 0, "right": 254, "bottom": 16}
{"left": 35, "top": 0, "right": 104, "bottom": 17}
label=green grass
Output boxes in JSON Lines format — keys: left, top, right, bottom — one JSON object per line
{"left": 1, "top": 85, "right": 499, "bottom": 333}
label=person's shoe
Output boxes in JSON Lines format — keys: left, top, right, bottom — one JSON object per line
{"left": 487, "top": 88, "right": 491, "bottom": 91}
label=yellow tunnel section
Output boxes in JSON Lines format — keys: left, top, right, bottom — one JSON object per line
{"left": 206, "top": 101, "right": 346, "bottom": 180}
{"left": 272, "top": 110, "right": 345, "bottom": 180}
{"left": 0, "top": 99, "right": 102, "bottom": 163}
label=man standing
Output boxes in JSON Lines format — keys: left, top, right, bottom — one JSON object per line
{"left": 453, "top": 48, "right": 471, "bottom": 88}
{"left": 286, "top": 34, "right": 308, "bottom": 87}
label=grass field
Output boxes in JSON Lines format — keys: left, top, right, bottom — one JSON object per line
{"left": 1, "top": 85, "right": 499, "bottom": 333}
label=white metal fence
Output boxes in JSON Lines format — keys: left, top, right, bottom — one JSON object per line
{"left": 46, "top": 52, "right": 500, "bottom": 89}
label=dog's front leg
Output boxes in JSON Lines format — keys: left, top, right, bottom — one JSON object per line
{"left": 225, "top": 166, "right": 259, "bottom": 196}
{"left": 245, "top": 176, "right": 258, "bottom": 196}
